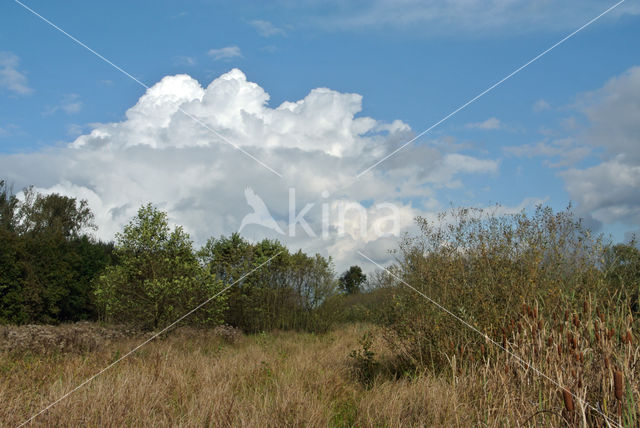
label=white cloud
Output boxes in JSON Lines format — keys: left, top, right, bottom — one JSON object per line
{"left": 578, "top": 66, "right": 640, "bottom": 162}
{"left": 562, "top": 157, "right": 640, "bottom": 226}
{"left": 0, "top": 69, "right": 500, "bottom": 271}
{"left": 207, "top": 46, "right": 243, "bottom": 61}
{"left": 0, "top": 52, "right": 33, "bottom": 95}
{"left": 560, "top": 66, "right": 640, "bottom": 229}
{"left": 465, "top": 117, "right": 502, "bottom": 130}
{"left": 250, "top": 20, "right": 285, "bottom": 37}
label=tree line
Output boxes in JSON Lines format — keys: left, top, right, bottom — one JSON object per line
{"left": 0, "top": 181, "right": 366, "bottom": 331}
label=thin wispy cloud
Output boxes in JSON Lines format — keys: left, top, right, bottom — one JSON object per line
{"left": 0, "top": 51, "right": 33, "bottom": 95}
{"left": 43, "top": 94, "right": 82, "bottom": 116}
{"left": 465, "top": 117, "right": 503, "bottom": 130}
{"left": 173, "top": 56, "right": 197, "bottom": 66}
{"left": 172, "top": 11, "right": 188, "bottom": 19}
{"left": 504, "top": 138, "right": 590, "bottom": 167}
{"left": 533, "top": 99, "right": 551, "bottom": 112}
{"left": 0, "top": 123, "right": 21, "bottom": 138}
{"left": 250, "top": 20, "right": 285, "bottom": 37}
{"left": 66, "top": 124, "right": 84, "bottom": 136}
{"left": 207, "top": 46, "right": 242, "bottom": 61}
{"left": 306, "top": 0, "right": 639, "bottom": 34}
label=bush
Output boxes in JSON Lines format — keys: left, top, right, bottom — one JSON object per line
{"left": 349, "top": 332, "right": 379, "bottom": 388}
{"left": 94, "top": 204, "right": 227, "bottom": 330}
{"left": 382, "top": 205, "right": 615, "bottom": 371}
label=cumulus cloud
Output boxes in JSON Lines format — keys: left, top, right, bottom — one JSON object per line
{"left": 0, "top": 69, "right": 501, "bottom": 271}
{"left": 578, "top": 66, "right": 640, "bottom": 162}
{"left": 560, "top": 66, "right": 640, "bottom": 229}
{"left": 0, "top": 52, "right": 33, "bottom": 95}
{"left": 562, "top": 157, "right": 640, "bottom": 226}
{"left": 207, "top": 46, "right": 242, "bottom": 61}
{"left": 250, "top": 20, "right": 285, "bottom": 37}
{"left": 465, "top": 117, "right": 502, "bottom": 130}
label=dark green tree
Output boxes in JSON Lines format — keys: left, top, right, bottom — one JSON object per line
{"left": 1, "top": 183, "right": 108, "bottom": 324}
{"left": 0, "top": 180, "right": 19, "bottom": 231}
{"left": 339, "top": 265, "right": 367, "bottom": 295}
{"left": 0, "top": 181, "right": 23, "bottom": 322}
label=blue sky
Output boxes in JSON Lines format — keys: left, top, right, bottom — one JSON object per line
{"left": 1, "top": 0, "right": 639, "bottom": 269}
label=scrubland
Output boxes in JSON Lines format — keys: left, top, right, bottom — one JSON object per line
{"left": 2, "top": 190, "right": 640, "bottom": 427}
{"left": 1, "top": 315, "right": 638, "bottom": 427}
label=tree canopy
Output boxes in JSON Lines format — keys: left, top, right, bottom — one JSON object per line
{"left": 339, "top": 266, "right": 367, "bottom": 294}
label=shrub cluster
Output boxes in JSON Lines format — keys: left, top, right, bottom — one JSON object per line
{"left": 367, "top": 205, "right": 640, "bottom": 424}
{"left": 381, "top": 206, "right": 638, "bottom": 368}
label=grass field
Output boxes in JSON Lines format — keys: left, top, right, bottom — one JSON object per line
{"left": 0, "top": 323, "right": 490, "bottom": 427}
{"left": 1, "top": 323, "right": 443, "bottom": 427}
{"left": 1, "top": 319, "right": 638, "bottom": 427}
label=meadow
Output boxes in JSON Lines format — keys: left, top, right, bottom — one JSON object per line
{"left": 2, "top": 323, "right": 459, "bottom": 427}
{"left": 1, "top": 314, "right": 638, "bottom": 427}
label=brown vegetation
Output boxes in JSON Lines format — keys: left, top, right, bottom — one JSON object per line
{"left": 2, "top": 319, "right": 638, "bottom": 427}
{"left": 0, "top": 322, "right": 134, "bottom": 354}
{"left": 1, "top": 323, "right": 460, "bottom": 427}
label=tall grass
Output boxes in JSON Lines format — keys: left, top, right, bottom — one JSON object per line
{"left": 1, "top": 320, "right": 638, "bottom": 426}
{"left": 1, "top": 323, "right": 468, "bottom": 427}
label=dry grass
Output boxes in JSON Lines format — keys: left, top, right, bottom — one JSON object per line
{"left": 1, "top": 319, "right": 637, "bottom": 427}
{"left": 1, "top": 323, "right": 470, "bottom": 427}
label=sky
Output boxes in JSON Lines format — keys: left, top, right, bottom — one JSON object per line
{"left": 1, "top": 0, "right": 639, "bottom": 272}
